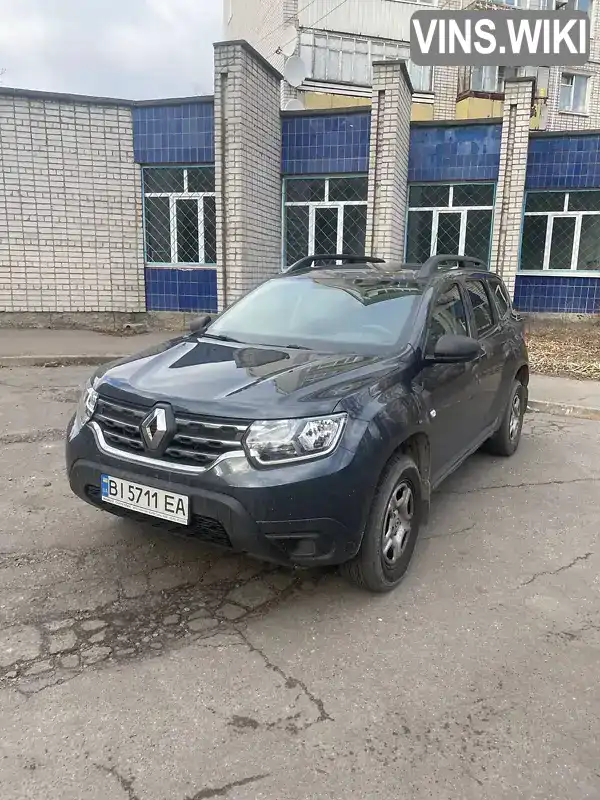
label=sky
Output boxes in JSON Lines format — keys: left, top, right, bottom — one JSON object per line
{"left": 0, "top": 0, "right": 223, "bottom": 100}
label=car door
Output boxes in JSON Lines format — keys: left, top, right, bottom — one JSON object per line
{"left": 462, "top": 277, "right": 506, "bottom": 433}
{"left": 415, "top": 281, "right": 481, "bottom": 485}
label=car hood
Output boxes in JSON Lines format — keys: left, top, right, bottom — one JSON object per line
{"left": 93, "top": 335, "right": 395, "bottom": 419}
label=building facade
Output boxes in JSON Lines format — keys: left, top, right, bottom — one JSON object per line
{"left": 224, "top": 0, "right": 600, "bottom": 132}
{"left": 1, "top": 40, "right": 599, "bottom": 322}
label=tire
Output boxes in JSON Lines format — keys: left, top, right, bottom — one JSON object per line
{"left": 485, "top": 379, "right": 526, "bottom": 457}
{"left": 341, "top": 454, "right": 423, "bottom": 593}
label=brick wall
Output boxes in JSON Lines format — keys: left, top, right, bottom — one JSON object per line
{"left": 0, "top": 92, "right": 145, "bottom": 313}
{"left": 433, "top": 66, "right": 459, "bottom": 121}
{"left": 225, "top": 0, "right": 290, "bottom": 75}
{"left": 544, "top": 8, "right": 600, "bottom": 132}
{"left": 489, "top": 79, "right": 534, "bottom": 298}
{"left": 213, "top": 41, "right": 283, "bottom": 308}
{"left": 365, "top": 60, "right": 412, "bottom": 261}
{"left": 545, "top": 63, "right": 600, "bottom": 132}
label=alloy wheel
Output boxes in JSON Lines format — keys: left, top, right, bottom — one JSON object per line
{"left": 382, "top": 481, "right": 414, "bottom": 566}
{"left": 509, "top": 390, "right": 522, "bottom": 441}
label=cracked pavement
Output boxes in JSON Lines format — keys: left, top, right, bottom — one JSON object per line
{"left": 1, "top": 366, "right": 600, "bottom": 798}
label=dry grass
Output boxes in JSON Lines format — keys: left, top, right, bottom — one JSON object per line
{"left": 525, "top": 323, "right": 600, "bottom": 381}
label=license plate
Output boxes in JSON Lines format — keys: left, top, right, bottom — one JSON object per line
{"left": 101, "top": 475, "right": 189, "bottom": 525}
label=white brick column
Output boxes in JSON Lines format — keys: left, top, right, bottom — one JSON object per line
{"left": 213, "top": 40, "right": 283, "bottom": 309}
{"left": 433, "top": 66, "right": 459, "bottom": 120}
{"left": 365, "top": 60, "right": 413, "bottom": 262}
{"left": 489, "top": 78, "right": 534, "bottom": 298}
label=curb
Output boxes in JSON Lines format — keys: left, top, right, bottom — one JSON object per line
{"left": 0, "top": 354, "right": 123, "bottom": 368}
{"left": 528, "top": 399, "right": 600, "bottom": 422}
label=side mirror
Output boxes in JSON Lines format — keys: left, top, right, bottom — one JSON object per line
{"left": 427, "top": 334, "right": 482, "bottom": 364}
{"left": 189, "top": 314, "right": 212, "bottom": 334}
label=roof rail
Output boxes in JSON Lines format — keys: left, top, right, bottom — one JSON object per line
{"left": 283, "top": 253, "right": 386, "bottom": 275}
{"left": 418, "top": 254, "right": 487, "bottom": 279}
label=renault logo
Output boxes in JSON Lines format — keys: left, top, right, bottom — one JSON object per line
{"left": 141, "top": 407, "right": 168, "bottom": 451}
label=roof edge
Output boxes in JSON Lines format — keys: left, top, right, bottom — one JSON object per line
{"left": 214, "top": 39, "right": 284, "bottom": 81}
{"left": 0, "top": 86, "right": 215, "bottom": 108}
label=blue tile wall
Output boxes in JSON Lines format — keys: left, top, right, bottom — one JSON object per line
{"left": 145, "top": 268, "right": 218, "bottom": 313}
{"left": 282, "top": 112, "right": 371, "bottom": 174}
{"left": 514, "top": 274, "right": 600, "bottom": 313}
{"left": 408, "top": 124, "right": 502, "bottom": 183}
{"left": 133, "top": 102, "right": 214, "bottom": 164}
{"left": 526, "top": 135, "right": 600, "bottom": 190}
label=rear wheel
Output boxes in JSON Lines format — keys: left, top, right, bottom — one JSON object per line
{"left": 341, "top": 454, "right": 423, "bottom": 593}
{"left": 485, "top": 379, "right": 526, "bottom": 457}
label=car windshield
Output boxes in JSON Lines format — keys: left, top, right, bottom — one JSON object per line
{"left": 205, "top": 274, "right": 422, "bottom": 354}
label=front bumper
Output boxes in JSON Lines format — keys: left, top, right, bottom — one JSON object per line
{"left": 66, "top": 420, "right": 376, "bottom": 567}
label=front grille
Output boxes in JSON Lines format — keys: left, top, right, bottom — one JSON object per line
{"left": 92, "top": 396, "right": 250, "bottom": 469}
{"left": 85, "top": 485, "right": 232, "bottom": 548}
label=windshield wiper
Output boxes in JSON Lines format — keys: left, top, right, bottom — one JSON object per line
{"left": 202, "top": 333, "right": 245, "bottom": 344}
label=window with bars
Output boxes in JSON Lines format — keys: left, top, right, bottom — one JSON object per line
{"left": 299, "top": 31, "right": 433, "bottom": 93}
{"left": 521, "top": 191, "right": 600, "bottom": 272}
{"left": 142, "top": 166, "right": 217, "bottom": 265}
{"left": 283, "top": 176, "right": 368, "bottom": 267}
{"left": 405, "top": 184, "right": 495, "bottom": 265}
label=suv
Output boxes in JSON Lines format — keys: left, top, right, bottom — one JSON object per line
{"left": 66, "top": 254, "right": 529, "bottom": 593}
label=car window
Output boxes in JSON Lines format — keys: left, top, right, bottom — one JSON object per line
{"left": 426, "top": 284, "right": 469, "bottom": 353}
{"left": 206, "top": 275, "right": 423, "bottom": 354}
{"left": 465, "top": 280, "right": 495, "bottom": 337}
{"left": 490, "top": 279, "right": 511, "bottom": 318}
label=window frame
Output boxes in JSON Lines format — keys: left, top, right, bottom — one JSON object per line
{"left": 282, "top": 175, "right": 368, "bottom": 267}
{"left": 299, "top": 30, "right": 434, "bottom": 93}
{"left": 520, "top": 189, "right": 600, "bottom": 275}
{"left": 471, "top": 65, "right": 505, "bottom": 93}
{"left": 405, "top": 183, "right": 495, "bottom": 265}
{"left": 142, "top": 166, "right": 216, "bottom": 266}
{"left": 424, "top": 280, "right": 471, "bottom": 355}
{"left": 488, "top": 276, "right": 512, "bottom": 320}
{"left": 559, "top": 72, "right": 590, "bottom": 114}
{"left": 463, "top": 278, "right": 498, "bottom": 339}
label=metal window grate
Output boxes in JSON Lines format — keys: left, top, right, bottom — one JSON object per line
{"left": 406, "top": 183, "right": 495, "bottom": 265}
{"left": 522, "top": 190, "right": 600, "bottom": 272}
{"left": 142, "top": 167, "right": 216, "bottom": 265}
{"left": 283, "top": 176, "right": 368, "bottom": 267}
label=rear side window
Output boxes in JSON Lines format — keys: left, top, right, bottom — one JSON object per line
{"left": 426, "top": 284, "right": 468, "bottom": 353}
{"left": 465, "top": 280, "right": 495, "bottom": 337}
{"left": 490, "top": 279, "right": 511, "bottom": 318}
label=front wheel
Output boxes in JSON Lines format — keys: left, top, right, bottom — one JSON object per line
{"left": 485, "top": 379, "right": 526, "bottom": 457}
{"left": 341, "top": 454, "right": 423, "bottom": 593}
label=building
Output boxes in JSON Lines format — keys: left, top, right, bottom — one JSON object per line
{"left": 224, "top": 0, "right": 600, "bottom": 131}
{"left": 0, "top": 39, "right": 599, "bottom": 324}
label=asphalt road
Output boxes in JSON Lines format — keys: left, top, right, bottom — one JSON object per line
{"left": 1, "top": 365, "right": 600, "bottom": 800}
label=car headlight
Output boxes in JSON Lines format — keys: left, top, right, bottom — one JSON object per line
{"left": 69, "top": 380, "right": 98, "bottom": 440}
{"left": 243, "top": 414, "right": 347, "bottom": 467}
